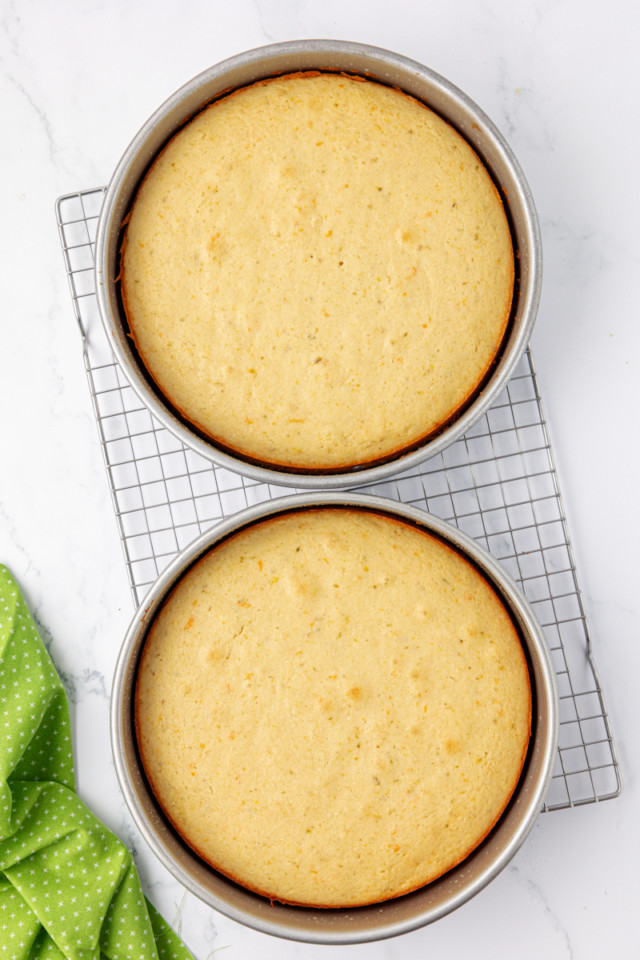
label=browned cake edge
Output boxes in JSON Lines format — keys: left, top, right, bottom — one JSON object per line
{"left": 134, "top": 506, "right": 532, "bottom": 907}
{"left": 119, "top": 72, "right": 516, "bottom": 474}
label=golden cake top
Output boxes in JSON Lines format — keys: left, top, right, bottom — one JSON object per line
{"left": 122, "top": 73, "right": 514, "bottom": 470}
{"left": 135, "top": 507, "right": 531, "bottom": 907}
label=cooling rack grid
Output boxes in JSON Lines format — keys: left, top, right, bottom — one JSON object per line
{"left": 56, "top": 186, "right": 620, "bottom": 813}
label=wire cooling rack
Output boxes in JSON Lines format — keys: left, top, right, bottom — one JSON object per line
{"left": 56, "top": 186, "right": 620, "bottom": 813}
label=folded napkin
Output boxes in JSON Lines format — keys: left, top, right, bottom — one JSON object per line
{"left": 0, "top": 564, "right": 194, "bottom": 960}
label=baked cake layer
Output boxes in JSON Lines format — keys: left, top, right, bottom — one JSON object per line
{"left": 122, "top": 73, "right": 514, "bottom": 470}
{"left": 135, "top": 507, "right": 531, "bottom": 907}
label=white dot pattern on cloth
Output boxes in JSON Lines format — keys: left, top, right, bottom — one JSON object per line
{"left": 0, "top": 565, "right": 193, "bottom": 960}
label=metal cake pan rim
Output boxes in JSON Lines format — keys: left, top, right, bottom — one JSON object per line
{"left": 110, "top": 492, "right": 558, "bottom": 944}
{"left": 94, "top": 39, "right": 542, "bottom": 490}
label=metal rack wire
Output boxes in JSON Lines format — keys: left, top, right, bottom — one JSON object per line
{"left": 56, "top": 186, "right": 620, "bottom": 812}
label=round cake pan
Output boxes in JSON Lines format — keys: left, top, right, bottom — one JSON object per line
{"left": 111, "top": 493, "right": 557, "bottom": 944}
{"left": 95, "top": 40, "right": 542, "bottom": 490}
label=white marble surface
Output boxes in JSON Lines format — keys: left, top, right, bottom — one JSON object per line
{"left": 1, "top": 1, "right": 638, "bottom": 957}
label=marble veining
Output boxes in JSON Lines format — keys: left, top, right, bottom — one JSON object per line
{"left": 510, "top": 863, "right": 574, "bottom": 959}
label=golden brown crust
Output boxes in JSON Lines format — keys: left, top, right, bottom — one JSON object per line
{"left": 121, "top": 72, "right": 514, "bottom": 472}
{"left": 135, "top": 507, "right": 531, "bottom": 907}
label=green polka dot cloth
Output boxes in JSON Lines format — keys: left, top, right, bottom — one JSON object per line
{"left": 0, "top": 565, "right": 194, "bottom": 960}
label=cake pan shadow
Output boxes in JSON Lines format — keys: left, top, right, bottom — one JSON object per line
{"left": 111, "top": 493, "right": 557, "bottom": 944}
{"left": 95, "top": 40, "right": 542, "bottom": 489}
